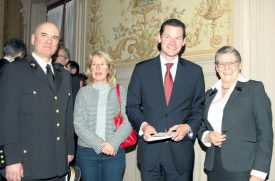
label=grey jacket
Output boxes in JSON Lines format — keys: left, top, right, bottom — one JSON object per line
{"left": 74, "top": 84, "right": 132, "bottom": 153}
{"left": 197, "top": 80, "right": 273, "bottom": 173}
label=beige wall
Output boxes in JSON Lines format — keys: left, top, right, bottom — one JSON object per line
{"left": 3, "top": 0, "right": 24, "bottom": 42}
{"left": 0, "top": 0, "right": 24, "bottom": 57}
{"left": 86, "top": 0, "right": 232, "bottom": 65}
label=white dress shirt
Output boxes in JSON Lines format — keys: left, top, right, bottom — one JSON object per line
{"left": 32, "top": 52, "right": 54, "bottom": 74}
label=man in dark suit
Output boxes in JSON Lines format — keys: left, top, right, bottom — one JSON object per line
{"left": 0, "top": 22, "right": 75, "bottom": 181}
{"left": 0, "top": 37, "right": 26, "bottom": 75}
{"left": 126, "top": 19, "right": 205, "bottom": 180}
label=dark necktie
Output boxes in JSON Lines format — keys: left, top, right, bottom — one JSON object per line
{"left": 164, "top": 63, "right": 173, "bottom": 105}
{"left": 46, "top": 64, "right": 55, "bottom": 90}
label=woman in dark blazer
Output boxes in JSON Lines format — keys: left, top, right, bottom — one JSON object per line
{"left": 197, "top": 46, "right": 273, "bottom": 181}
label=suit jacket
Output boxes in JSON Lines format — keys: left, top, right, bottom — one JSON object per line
{"left": 0, "top": 58, "right": 9, "bottom": 76}
{"left": 126, "top": 55, "right": 205, "bottom": 173}
{"left": 197, "top": 80, "right": 273, "bottom": 173}
{"left": 0, "top": 55, "right": 75, "bottom": 180}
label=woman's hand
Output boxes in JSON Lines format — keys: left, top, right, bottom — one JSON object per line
{"left": 249, "top": 175, "right": 264, "bottom": 181}
{"left": 100, "top": 142, "right": 116, "bottom": 156}
{"left": 206, "top": 131, "right": 226, "bottom": 146}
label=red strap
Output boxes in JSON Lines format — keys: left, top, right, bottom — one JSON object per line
{"left": 116, "top": 84, "right": 121, "bottom": 111}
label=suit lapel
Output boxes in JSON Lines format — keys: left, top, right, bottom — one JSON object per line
{"left": 222, "top": 81, "right": 244, "bottom": 131}
{"left": 27, "top": 56, "right": 57, "bottom": 93}
{"left": 168, "top": 58, "right": 188, "bottom": 109}
{"left": 150, "top": 56, "right": 167, "bottom": 109}
{"left": 204, "top": 89, "right": 217, "bottom": 130}
{"left": 223, "top": 81, "right": 244, "bottom": 111}
{"left": 27, "top": 56, "right": 54, "bottom": 92}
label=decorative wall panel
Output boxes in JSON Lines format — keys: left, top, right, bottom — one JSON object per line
{"left": 86, "top": 0, "right": 232, "bottom": 64}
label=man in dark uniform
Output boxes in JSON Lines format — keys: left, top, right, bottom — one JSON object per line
{"left": 0, "top": 22, "right": 75, "bottom": 181}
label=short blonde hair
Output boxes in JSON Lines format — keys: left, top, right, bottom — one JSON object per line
{"left": 86, "top": 51, "right": 116, "bottom": 86}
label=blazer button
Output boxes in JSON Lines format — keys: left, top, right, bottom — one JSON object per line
{"left": 56, "top": 109, "right": 59, "bottom": 113}
{"left": 57, "top": 123, "right": 60, "bottom": 127}
{"left": 23, "top": 150, "right": 27, "bottom": 154}
{"left": 33, "top": 91, "right": 37, "bottom": 94}
{"left": 57, "top": 137, "right": 60, "bottom": 141}
{"left": 54, "top": 96, "right": 58, "bottom": 100}
{"left": 0, "top": 150, "right": 3, "bottom": 153}
{"left": 68, "top": 92, "right": 71, "bottom": 96}
{"left": 0, "top": 155, "right": 3, "bottom": 158}
{"left": 1, "top": 160, "right": 4, "bottom": 164}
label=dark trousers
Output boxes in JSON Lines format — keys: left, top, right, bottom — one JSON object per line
{"left": 76, "top": 146, "right": 125, "bottom": 181}
{"left": 140, "top": 143, "right": 192, "bottom": 181}
{"left": 0, "top": 176, "right": 66, "bottom": 181}
{"left": 207, "top": 147, "right": 250, "bottom": 181}
{"left": 0, "top": 173, "right": 66, "bottom": 181}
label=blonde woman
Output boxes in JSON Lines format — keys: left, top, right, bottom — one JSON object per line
{"left": 74, "top": 51, "right": 132, "bottom": 181}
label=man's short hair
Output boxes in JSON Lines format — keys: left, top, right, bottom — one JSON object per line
{"left": 3, "top": 38, "right": 27, "bottom": 57}
{"left": 159, "top": 18, "right": 186, "bottom": 38}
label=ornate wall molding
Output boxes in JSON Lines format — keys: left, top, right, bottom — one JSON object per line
{"left": 86, "top": 0, "right": 232, "bottom": 64}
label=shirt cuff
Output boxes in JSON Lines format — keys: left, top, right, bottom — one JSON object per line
{"left": 187, "top": 127, "right": 193, "bottom": 138}
{"left": 250, "top": 169, "right": 267, "bottom": 180}
{"left": 202, "top": 131, "right": 211, "bottom": 147}
{"left": 138, "top": 122, "right": 148, "bottom": 136}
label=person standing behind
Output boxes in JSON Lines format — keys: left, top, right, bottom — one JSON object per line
{"left": 0, "top": 37, "right": 27, "bottom": 75}
{"left": 0, "top": 22, "right": 75, "bottom": 181}
{"left": 54, "top": 46, "right": 70, "bottom": 67}
{"left": 74, "top": 51, "right": 132, "bottom": 181}
{"left": 126, "top": 18, "right": 205, "bottom": 181}
{"left": 197, "top": 46, "right": 273, "bottom": 181}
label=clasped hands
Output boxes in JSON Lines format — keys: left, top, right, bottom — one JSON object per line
{"left": 100, "top": 142, "right": 116, "bottom": 156}
{"left": 142, "top": 123, "right": 191, "bottom": 142}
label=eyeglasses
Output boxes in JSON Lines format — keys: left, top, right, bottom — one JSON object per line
{"left": 217, "top": 61, "right": 239, "bottom": 69}
{"left": 57, "top": 54, "right": 68, "bottom": 59}
{"left": 91, "top": 63, "right": 109, "bottom": 68}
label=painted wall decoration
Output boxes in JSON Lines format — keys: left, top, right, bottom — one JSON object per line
{"left": 87, "top": 0, "right": 232, "bottom": 63}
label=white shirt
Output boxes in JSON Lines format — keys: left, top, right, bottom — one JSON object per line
{"left": 160, "top": 54, "right": 178, "bottom": 83}
{"left": 32, "top": 52, "right": 54, "bottom": 75}
{"left": 201, "top": 75, "right": 267, "bottom": 179}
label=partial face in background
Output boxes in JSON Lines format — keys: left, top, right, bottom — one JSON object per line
{"left": 90, "top": 55, "right": 109, "bottom": 84}
{"left": 158, "top": 25, "right": 185, "bottom": 62}
{"left": 70, "top": 67, "right": 77, "bottom": 75}
{"left": 216, "top": 53, "right": 241, "bottom": 85}
{"left": 31, "top": 22, "right": 59, "bottom": 62}
{"left": 56, "top": 49, "right": 69, "bottom": 66}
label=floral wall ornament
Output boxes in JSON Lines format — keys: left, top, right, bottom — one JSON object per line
{"left": 198, "top": 0, "right": 232, "bottom": 48}
{"left": 86, "top": 0, "right": 232, "bottom": 63}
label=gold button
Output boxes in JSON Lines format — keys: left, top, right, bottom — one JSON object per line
{"left": 1, "top": 160, "right": 4, "bottom": 164}
{"left": 54, "top": 96, "right": 58, "bottom": 100}
{"left": 57, "top": 123, "right": 60, "bottom": 127}
{"left": 57, "top": 137, "right": 60, "bottom": 141}
{"left": 56, "top": 109, "right": 59, "bottom": 113}
{"left": 33, "top": 91, "right": 37, "bottom": 94}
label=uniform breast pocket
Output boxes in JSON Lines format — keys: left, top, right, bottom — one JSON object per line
{"left": 21, "top": 86, "right": 44, "bottom": 113}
